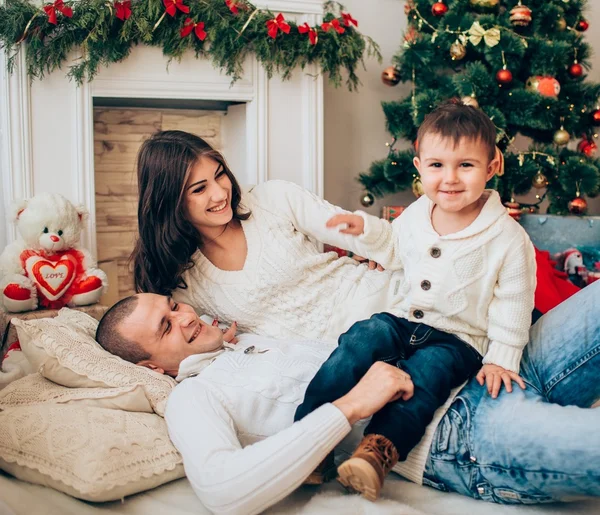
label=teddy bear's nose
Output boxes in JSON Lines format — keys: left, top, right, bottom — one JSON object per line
{"left": 50, "top": 235, "right": 60, "bottom": 242}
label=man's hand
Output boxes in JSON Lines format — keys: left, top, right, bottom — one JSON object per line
{"left": 476, "top": 363, "right": 526, "bottom": 399}
{"left": 326, "top": 214, "right": 365, "bottom": 236}
{"left": 333, "top": 362, "right": 414, "bottom": 425}
{"left": 352, "top": 254, "right": 385, "bottom": 272}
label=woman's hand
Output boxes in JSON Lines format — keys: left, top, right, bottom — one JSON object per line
{"left": 476, "top": 363, "right": 526, "bottom": 399}
{"left": 213, "top": 319, "right": 239, "bottom": 344}
{"left": 326, "top": 214, "right": 365, "bottom": 236}
{"left": 352, "top": 254, "right": 385, "bottom": 272}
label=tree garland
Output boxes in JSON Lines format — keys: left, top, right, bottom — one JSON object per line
{"left": 0, "top": 0, "right": 381, "bottom": 89}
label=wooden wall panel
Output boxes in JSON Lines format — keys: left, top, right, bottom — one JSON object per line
{"left": 94, "top": 107, "right": 223, "bottom": 304}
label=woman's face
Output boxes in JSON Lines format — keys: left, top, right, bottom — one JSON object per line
{"left": 183, "top": 156, "right": 234, "bottom": 233}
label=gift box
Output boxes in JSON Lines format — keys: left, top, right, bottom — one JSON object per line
{"left": 382, "top": 206, "right": 405, "bottom": 222}
{"left": 1, "top": 304, "right": 108, "bottom": 358}
{"left": 519, "top": 214, "right": 600, "bottom": 255}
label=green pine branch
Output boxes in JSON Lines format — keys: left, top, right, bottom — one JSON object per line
{"left": 0, "top": 0, "right": 382, "bottom": 90}
{"left": 361, "top": 0, "right": 600, "bottom": 213}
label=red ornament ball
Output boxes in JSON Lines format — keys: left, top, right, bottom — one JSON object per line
{"left": 496, "top": 68, "right": 513, "bottom": 85}
{"left": 578, "top": 138, "right": 598, "bottom": 157}
{"left": 577, "top": 19, "right": 589, "bottom": 32}
{"left": 432, "top": 2, "right": 448, "bottom": 16}
{"left": 568, "top": 62, "right": 584, "bottom": 78}
{"left": 568, "top": 196, "right": 588, "bottom": 215}
{"left": 591, "top": 109, "right": 600, "bottom": 126}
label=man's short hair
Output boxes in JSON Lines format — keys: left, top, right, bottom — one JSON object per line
{"left": 417, "top": 100, "right": 497, "bottom": 161}
{"left": 95, "top": 295, "right": 151, "bottom": 363}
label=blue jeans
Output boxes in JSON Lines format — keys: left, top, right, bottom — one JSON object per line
{"left": 295, "top": 314, "right": 482, "bottom": 460}
{"left": 423, "top": 280, "right": 600, "bottom": 503}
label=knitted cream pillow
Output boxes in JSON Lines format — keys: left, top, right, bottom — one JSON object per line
{"left": 12, "top": 308, "right": 176, "bottom": 416}
{"left": 0, "top": 373, "right": 153, "bottom": 413}
{"left": 0, "top": 404, "right": 184, "bottom": 502}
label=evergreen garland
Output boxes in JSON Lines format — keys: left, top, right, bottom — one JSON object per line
{"left": 0, "top": 0, "right": 381, "bottom": 90}
{"left": 360, "top": 0, "right": 600, "bottom": 215}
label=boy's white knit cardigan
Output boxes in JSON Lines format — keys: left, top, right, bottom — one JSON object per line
{"left": 353, "top": 189, "right": 536, "bottom": 373}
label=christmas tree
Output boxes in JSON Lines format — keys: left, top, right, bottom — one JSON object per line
{"left": 359, "top": 0, "right": 600, "bottom": 215}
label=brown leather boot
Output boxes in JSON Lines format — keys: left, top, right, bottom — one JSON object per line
{"left": 337, "top": 434, "right": 399, "bottom": 501}
{"left": 303, "top": 451, "right": 336, "bottom": 485}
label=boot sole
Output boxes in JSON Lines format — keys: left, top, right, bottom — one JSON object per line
{"left": 337, "top": 458, "right": 381, "bottom": 501}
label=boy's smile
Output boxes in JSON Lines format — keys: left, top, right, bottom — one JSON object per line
{"left": 413, "top": 133, "right": 499, "bottom": 233}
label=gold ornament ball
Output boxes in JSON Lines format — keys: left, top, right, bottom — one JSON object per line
{"left": 568, "top": 195, "right": 588, "bottom": 215}
{"left": 525, "top": 76, "right": 540, "bottom": 93}
{"left": 510, "top": 4, "right": 532, "bottom": 27}
{"left": 360, "top": 192, "right": 375, "bottom": 207}
{"left": 553, "top": 129, "right": 570, "bottom": 146}
{"left": 450, "top": 42, "right": 467, "bottom": 61}
{"left": 469, "top": 0, "right": 500, "bottom": 8}
{"left": 412, "top": 177, "right": 425, "bottom": 198}
{"left": 556, "top": 17, "right": 567, "bottom": 31}
{"left": 381, "top": 66, "right": 401, "bottom": 86}
{"left": 532, "top": 171, "right": 549, "bottom": 189}
{"left": 461, "top": 95, "right": 479, "bottom": 108}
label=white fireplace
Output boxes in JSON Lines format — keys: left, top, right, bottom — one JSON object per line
{"left": 0, "top": 0, "right": 324, "bottom": 256}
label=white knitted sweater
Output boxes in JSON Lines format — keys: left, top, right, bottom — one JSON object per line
{"left": 353, "top": 190, "right": 537, "bottom": 373}
{"left": 165, "top": 335, "right": 350, "bottom": 515}
{"left": 173, "top": 180, "right": 402, "bottom": 342}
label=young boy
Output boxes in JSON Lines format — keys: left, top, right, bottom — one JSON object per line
{"left": 295, "top": 101, "right": 536, "bottom": 500}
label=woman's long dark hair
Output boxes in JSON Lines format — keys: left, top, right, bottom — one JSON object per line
{"left": 132, "top": 130, "right": 250, "bottom": 295}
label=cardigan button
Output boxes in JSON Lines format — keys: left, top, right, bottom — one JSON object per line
{"left": 413, "top": 309, "right": 424, "bottom": 319}
{"left": 430, "top": 247, "right": 441, "bottom": 258}
{"left": 421, "top": 280, "right": 431, "bottom": 291}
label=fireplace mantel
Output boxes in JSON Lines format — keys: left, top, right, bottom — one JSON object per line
{"left": 0, "top": 0, "right": 324, "bottom": 255}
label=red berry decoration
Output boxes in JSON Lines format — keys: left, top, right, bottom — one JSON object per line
{"left": 568, "top": 62, "right": 584, "bottom": 78}
{"left": 432, "top": 2, "right": 448, "bottom": 16}
{"left": 591, "top": 109, "right": 600, "bottom": 126}
{"left": 496, "top": 68, "right": 513, "bottom": 85}
{"left": 577, "top": 19, "right": 589, "bottom": 32}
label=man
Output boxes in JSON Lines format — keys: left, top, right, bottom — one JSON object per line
{"left": 96, "top": 283, "right": 600, "bottom": 515}
{"left": 95, "top": 293, "right": 414, "bottom": 515}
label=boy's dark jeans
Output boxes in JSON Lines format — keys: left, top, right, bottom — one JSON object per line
{"left": 295, "top": 312, "right": 482, "bottom": 461}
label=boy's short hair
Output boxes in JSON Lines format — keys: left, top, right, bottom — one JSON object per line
{"left": 416, "top": 100, "right": 497, "bottom": 161}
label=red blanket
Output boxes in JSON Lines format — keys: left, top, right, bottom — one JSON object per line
{"left": 534, "top": 248, "right": 580, "bottom": 314}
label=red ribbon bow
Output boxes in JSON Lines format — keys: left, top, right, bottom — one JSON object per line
{"left": 341, "top": 12, "right": 358, "bottom": 27}
{"left": 321, "top": 19, "right": 345, "bottom": 34}
{"left": 180, "top": 18, "right": 207, "bottom": 40}
{"left": 298, "top": 22, "right": 318, "bottom": 45}
{"left": 114, "top": 0, "right": 131, "bottom": 21}
{"left": 266, "top": 13, "right": 290, "bottom": 39}
{"left": 225, "top": 0, "right": 240, "bottom": 14}
{"left": 163, "top": 0, "right": 189, "bottom": 17}
{"left": 43, "top": 0, "right": 73, "bottom": 25}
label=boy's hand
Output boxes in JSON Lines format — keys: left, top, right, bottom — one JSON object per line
{"left": 476, "top": 364, "right": 526, "bottom": 399}
{"left": 326, "top": 214, "right": 365, "bottom": 236}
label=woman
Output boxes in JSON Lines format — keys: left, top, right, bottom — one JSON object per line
{"left": 133, "top": 130, "right": 398, "bottom": 342}
{"left": 132, "top": 130, "right": 599, "bottom": 504}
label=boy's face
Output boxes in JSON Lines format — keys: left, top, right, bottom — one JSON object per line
{"left": 413, "top": 134, "right": 499, "bottom": 215}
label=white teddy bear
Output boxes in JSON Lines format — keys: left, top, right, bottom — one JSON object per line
{"left": 0, "top": 193, "right": 108, "bottom": 313}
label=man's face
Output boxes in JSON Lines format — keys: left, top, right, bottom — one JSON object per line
{"left": 119, "top": 293, "right": 224, "bottom": 376}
